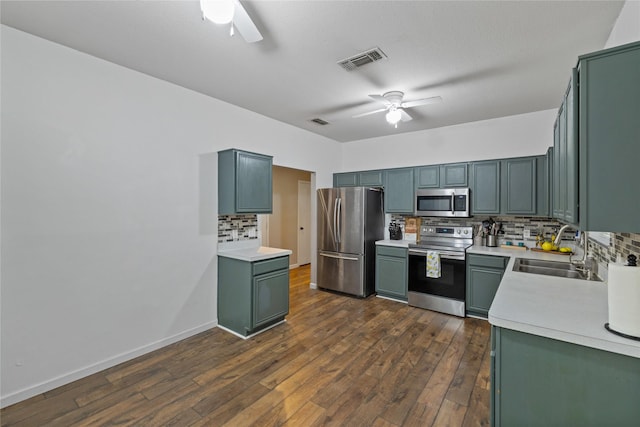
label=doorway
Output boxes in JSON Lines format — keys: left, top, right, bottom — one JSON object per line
{"left": 297, "top": 181, "right": 311, "bottom": 265}
{"left": 266, "top": 166, "right": 312, "bottom": 268}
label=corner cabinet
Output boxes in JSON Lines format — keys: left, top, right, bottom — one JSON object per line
{"left": 218, "top": 149, "right": 273, "bottom": 214}
{"left": 491, "top": 326, "right": 640, "bottom": 426}
{"left": 375, "top": 245, "right": 408, "bottom": 301}
{"left": 384, "top": 168, "right": 415, "bottom": 214}
{"left": 466, "top": 253, "right": 508, "bottom": 318}
{"left": 578, "top": 41, "right": 640, "bottom": 232}
{"left": 218, "top": 255, "right": 290, "bottom": 337}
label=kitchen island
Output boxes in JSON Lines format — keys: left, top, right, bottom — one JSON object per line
{"left": 470, "top": 245, "right": 640, "bottom": 426}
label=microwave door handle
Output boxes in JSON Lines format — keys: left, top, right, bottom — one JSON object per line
{"left": 451, "top": 192, "right": 455, "bottom": 215}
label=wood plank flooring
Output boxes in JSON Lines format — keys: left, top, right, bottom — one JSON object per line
{"left": 1, "top": 265, "right": 491, "bottom": 426}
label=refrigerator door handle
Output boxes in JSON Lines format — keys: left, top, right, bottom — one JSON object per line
{"left": 333, "top": 197, "right": 339, "bottom": 244}
{"left": 319, "top": 251, "right": 359, "bottom": 261}
{"left": 336, "top": 198, "right": 342, "bottom": 243}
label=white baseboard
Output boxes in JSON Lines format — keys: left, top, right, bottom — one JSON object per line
{"left": 309, "top": 282, "right": 318, "bottom": 289}
{"left": 217, "top": 320, "right": 286, "bottom": 340}
{"left": 289, "top": 263, "right": 300, "bottom": 270}
{"left": 0, "top": 320, "right": 218, "bottom": 408}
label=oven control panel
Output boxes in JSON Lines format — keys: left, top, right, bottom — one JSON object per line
{"left": 419, "top": 225, "right": 473, "bottom": 239}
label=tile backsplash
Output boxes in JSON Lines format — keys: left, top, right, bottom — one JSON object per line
{"left": 392, "top": 215, "right": 640, "bottom": 267}
{"left": 218, "top": 215, "right": 258, "bottom": 243}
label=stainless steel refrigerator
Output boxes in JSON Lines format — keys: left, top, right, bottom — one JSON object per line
{"left": 317, "top": 187, "right": 384, "bottom": 297}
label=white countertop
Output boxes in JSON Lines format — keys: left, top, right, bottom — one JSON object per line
{"left": 375, "top": 239, "right": 414, "bottom": 248}
{"left": 474, "top": 245, "right": 640, "bottom": 359}
{"left": 218, "top": 245, "right": 292, "bottom": 262}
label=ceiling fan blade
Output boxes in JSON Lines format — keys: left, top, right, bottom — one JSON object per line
{"left": 352, "top": 108, "right": 387, "bottom": 119}
{"left": 233, "top": 0, "right": 263, "bottom": 43}
{"left": 401, "top": 96, "right": 442, "bottom": 109}
{"left": 399, "top": 109, "right": 413, "bottom": 122}
{"left": 368, "top": 95, "right": 392, "bottom": 107}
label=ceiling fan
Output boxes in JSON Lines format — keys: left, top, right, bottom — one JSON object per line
{"left": 200, "top": 0, "right": 263, "bottom": 43}
{"left": 353, "top": 91, "right": 442, "bottom": 128}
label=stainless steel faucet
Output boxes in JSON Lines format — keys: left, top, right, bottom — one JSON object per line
{"left": 557, "top": 224, "right": 596, "bottom": 279}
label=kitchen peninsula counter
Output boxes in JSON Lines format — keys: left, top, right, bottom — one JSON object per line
{"left": 467, "top": 245, "right": 640, "bottom": 358}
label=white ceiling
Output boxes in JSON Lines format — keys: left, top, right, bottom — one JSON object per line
{"left": 1, "top": 1, "right": 624, "bottom": 143}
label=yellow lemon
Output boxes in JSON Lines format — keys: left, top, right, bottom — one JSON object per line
{"left": 559, "top": 247, "right": 572, "bottom": 253}
{"left": 541, "top": 241, "right": 553, "bottom": 251}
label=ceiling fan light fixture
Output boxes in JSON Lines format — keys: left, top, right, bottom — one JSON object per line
{"left": 200, "top": 0, "right": 235, "bottom": 25}
{"left": 386, "top": 108, "right": 402, "bottom": 126}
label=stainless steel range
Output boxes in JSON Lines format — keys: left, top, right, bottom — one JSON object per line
{"left": 407, "top": 225, "right": 474, "bottom": 317}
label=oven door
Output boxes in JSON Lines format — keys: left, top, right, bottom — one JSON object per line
{"left": 407, "top": 248, "right": 466, "bottom": 316}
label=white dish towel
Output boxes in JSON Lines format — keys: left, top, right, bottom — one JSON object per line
{"left": 426, "top": 251, "right": 441, "bottom": 278}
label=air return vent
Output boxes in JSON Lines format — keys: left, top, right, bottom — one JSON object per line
{"left": 337, "top": 47, "right": 387, "bottom": 71}
{"left": 310, "top": 118, "right": 330, "bottom": 125}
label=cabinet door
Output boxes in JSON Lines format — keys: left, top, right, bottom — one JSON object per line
{"left": 552, "top": 116, "right": 563, "bottom": 219}
{"left": 334, "top": 172, "right": 358, "bottom": 187}
{"left": 253, "top": 269, "right": 289, "bottom": 328}
{"left": 502, "top": 157, "right": 536, "bottom": 215}
{"left": 466, "top": 266, "right": 504, "bottom": 317}
{"left": 470, "top": 161, "right": 500, "bottom": 214}
{"left": 358, "top": 170, "right": 384, "bottom": 187}
{"left": 564, "top": 70, "right": 578, "bottom": 224}
{"left": 440, "top": 163, "right": 468, "bottom": 187}
{"left": 375, "top": 254, "right": 408, "bottom": 300}
{"left": 236, "top": 151, "right": 273, "bottom": 213}
{"left": 385, "top": 168, "right": 415, "bottom": 213}
{"left": 556, "top": 103, "right": 568, "bottom": 220}
{"left": 536, "top": 153, "right": 550, "bottom": 217}
{"left": 415, "top": 165, "right": 440, "bottom": 188}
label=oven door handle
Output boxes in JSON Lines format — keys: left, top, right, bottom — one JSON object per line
{"left": 408, "top": 249, "right": 465, "bottom": 261}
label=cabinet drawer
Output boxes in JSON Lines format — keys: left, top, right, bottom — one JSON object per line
{"left": 376, "top": 245, "right": 407, "bottom": 258}
{"left": 253, "top": 256, "right": 289, "bottom": 276}
{"left": 468, "top": 253, "right": 508, "bottom": 269}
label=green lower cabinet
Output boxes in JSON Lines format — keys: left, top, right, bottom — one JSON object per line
{"left": 218, "top": 255, "right": 290, "bottom": 337}
{"left": 375, "top": 246, "right": 408, "bottom": 301}
{"left": 466, "top": 254, "right": 508, "bottom": 318}
{"left": 491, "top": 326, "right": 640, "bottom": 426}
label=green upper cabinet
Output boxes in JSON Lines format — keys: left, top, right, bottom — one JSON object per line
{"left": 334, "top": 172, "right": 359, "bottom": 187}
{"left": 218, "top": 149, "right": 273, "bottom": 215}
{"left": 550, "top": 69, "right": 579, "bottom": 225}
{"left": 501, "top": 157, "right": 537, "bottom": 215}
{"left": 440, "top": 163, "right": 468, "bottom": 187}
{"left": 578, "top": 41, "right": 640, "bottom": 232}
{"left": 536, "top": 154, "right": 550, "bottom": 217}
{"left": 385, "top": 168, "right": 415, "bottom": 213}
{"left": 358, "top": 170, "right": 385, "bottom": 187}
{"left": 470, "top": 160, "right": 501, "bottom": 215}
{"left": 414, "top": 165, "right": 440, "bottom": 188}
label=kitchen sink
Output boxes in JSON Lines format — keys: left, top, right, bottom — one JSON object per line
{"left": 512, "top": 258, "right": 601, "bottom": 281}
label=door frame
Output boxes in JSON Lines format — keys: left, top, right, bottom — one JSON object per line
{"left": 297, "top": 180, "right": 311, "bottom": 266}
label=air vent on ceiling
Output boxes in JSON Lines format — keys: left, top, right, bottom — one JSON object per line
{"left": 337, "top": 47, "right": 387, "bottom": 71}
{"left": 310, "top": 118, "right": 330, "bottom": 126}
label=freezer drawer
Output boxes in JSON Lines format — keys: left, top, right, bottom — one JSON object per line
{"left": 317, "top": 251, "right": 366, "bottom": 297}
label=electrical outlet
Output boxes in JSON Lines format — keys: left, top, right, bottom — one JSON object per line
{"left": 248, "top": 227, "right": 256, "bottom": 238}
{"left": 231, "top": 229, "right": 238, "bottom": 240}
{"left": 523, "top": 229, "right": 531, "bottom": 239}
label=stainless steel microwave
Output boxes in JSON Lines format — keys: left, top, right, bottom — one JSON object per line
{"left": 415, "top": 188, "right": 471, "bottom": 217}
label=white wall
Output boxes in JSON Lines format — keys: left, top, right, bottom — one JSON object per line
{"left": 0, "top": 26, "right": 339, "bottom": 406}
{"left": 339, "top": 109, "right": 556, "bottom": 172}
{"left": 605, "top": 0, "right": 640, "bottom": 48}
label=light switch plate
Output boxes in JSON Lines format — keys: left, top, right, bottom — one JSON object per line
{"left": 523, "top": 229, "right": 531, "bottom": 239}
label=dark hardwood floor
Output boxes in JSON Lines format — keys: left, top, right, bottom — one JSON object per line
{"left": 1, "top": 265, "right": 491, "bottom": 426}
